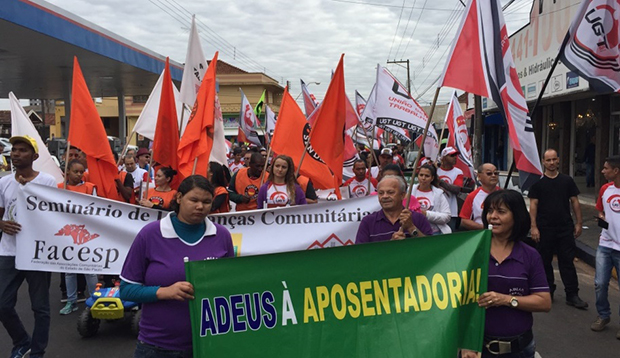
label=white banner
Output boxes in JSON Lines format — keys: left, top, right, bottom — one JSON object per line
{"left": 15, "top": 184, "right": 380, "bottom": 274}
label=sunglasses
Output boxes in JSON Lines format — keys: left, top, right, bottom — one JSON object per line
{"left": 484, "top": 171, "right": 500, "bottom": 176}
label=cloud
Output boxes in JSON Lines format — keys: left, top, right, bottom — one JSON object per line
{"left": 40, "top": 0, "right": 532, "bottom": 107}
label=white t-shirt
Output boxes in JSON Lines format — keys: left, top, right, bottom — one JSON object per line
{"left": 436, "top": 166, "right": 464, "bottom": 217}
{"left": 125, "top": 167, "right": 148, "bottom": 189}
{"left": 597, "top": 182, "right": 620, "bottom": 251}
{"left": 0, "top": 172, "right": 57, "bottom": 256}
{"left": 265, "top": 183, "right": 290, "bottom": 208}
{"left": 229, "top": 162, "right": 245, "bottom": 174}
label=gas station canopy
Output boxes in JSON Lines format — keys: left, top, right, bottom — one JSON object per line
{"left": 0, "top": 0, "right": 184, "bottom": 100}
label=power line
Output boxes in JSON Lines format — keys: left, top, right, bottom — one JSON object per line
{"left": 387, "top": 0, "right": 407, "bottom": 61}
{"left": 150, "top": 0, "right": 283, "bottom": 81}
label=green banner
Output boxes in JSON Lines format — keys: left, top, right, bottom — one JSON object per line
{"left": 186, "top": 230, "right": 491, "bottom": 357}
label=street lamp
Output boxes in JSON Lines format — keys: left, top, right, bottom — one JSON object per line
{"left": 294, "top": 82, "right": 321, "bottom": 101}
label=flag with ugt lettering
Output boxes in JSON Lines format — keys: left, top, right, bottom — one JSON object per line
{"left": 560, "top": 0, "right": 620, "bottom": 93}
{"left": 439, "top": 0, "right": 542, "bottom": 191}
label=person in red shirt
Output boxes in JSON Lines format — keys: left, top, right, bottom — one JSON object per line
{"left": 460, "top": 163, "right": 500, "bottom": 230}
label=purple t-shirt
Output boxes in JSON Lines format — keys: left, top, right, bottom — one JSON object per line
{"left": 120, "top": 212, "right": 234, "bottom": 350}
{"left": 355, "top": 209, "right": 434, "bottom": 243}
{"left": 485, "top": 240, "right": 549, "bottom": 337}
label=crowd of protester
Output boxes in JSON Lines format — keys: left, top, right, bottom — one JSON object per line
{"left": 1, "top": 135, "right": 620, "bottom": 358}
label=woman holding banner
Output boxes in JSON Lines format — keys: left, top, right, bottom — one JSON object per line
{"left": 461, "top": 190, "right": 551, "bottom": 358}
{"left": 411, "top": 164, "right": 451, "bottom": 235}
{"left": 138, "top": 167, "right": 177, "bottom": 210}
{"left": 257, "top": 155, "right": 306, "bottom": 209}
{"left": 120, "top": 175, "right": 234, "bottom": 358}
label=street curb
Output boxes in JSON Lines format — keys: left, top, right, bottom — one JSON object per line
{"left": 575, "top": 240, "right": 596, "bottom": 268}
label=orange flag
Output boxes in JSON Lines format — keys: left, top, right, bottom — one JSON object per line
{"left": 177, "top": 52, "right": 218, "bottom": 178}
{"left": 68, "top": 57, "right": 121, "bottom": 201}
{"left": 152, "top": 57, "right": 183, "bottom": 188}
{"left": 309, "top": 54, "right": 347, "bottom": 197}
{"left": 270, "top": 87, "right": 334, "bottom": 189}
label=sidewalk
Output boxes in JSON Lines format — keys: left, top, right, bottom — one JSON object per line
{"left": 574, "top": 197, "right": 600, "bottom": 268}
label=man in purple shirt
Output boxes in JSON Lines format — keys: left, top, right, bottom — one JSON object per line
{"left": 356, "top": 175, "right": 433, "bottom": 243}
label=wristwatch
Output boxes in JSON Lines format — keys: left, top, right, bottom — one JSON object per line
{"left": 510, "top": 296, "right": 519, "bottom": 308}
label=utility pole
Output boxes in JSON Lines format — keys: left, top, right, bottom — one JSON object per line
{"left": 387, "top": 59, "right": 411, "bottom": 94}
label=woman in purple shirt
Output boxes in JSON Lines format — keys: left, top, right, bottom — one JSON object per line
{"left": 120, "top": 175, "right": 234, "bottom": 358}
{"left": 462, "top": 190, "right": 551, "bottom": 358}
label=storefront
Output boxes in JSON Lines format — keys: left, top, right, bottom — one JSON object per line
{"left": 481, "top": 0, "right": 617, "bottom": 198}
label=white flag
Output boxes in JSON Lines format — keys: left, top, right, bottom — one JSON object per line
{"left": 239, "top": 89, "right": 263, "bottom": 147}
{"left": 264, "top": 104, "right": 277, "bottom": 141}
{"left": 209, "top": 95, "right": 228, "bottom": 165}
{"left": 179, "top": 15, "right": 207, "bottom": 108}
{"left": 560, "top": 0, "right": 620, "bottom": 93}
{"left": 132, "top": 70, "right": 183, "bottom": 141}
{"left": 9, "top": 92, "right": 63, "bottom": 183}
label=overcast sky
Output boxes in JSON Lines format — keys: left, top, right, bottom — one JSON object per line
{"left": 1, "top": 0, "right": 533, "bottom": 109}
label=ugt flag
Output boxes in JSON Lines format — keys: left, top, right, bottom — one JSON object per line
{"left": 239, "top": 89, "right": 263, "bottom": 147}
{"left": 560, "top": 0, "right": 620, "bottom": 93}
{"left": 439, "top": 0, "right": 542, "bottom": 191}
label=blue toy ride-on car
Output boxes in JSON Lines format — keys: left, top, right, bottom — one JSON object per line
{"left": 77, "top": 281, "right": 141, "bottom": 338}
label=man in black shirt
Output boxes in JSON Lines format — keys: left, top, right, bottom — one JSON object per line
{"left": 529, "top": 149, "right": 587, "bottom": 309}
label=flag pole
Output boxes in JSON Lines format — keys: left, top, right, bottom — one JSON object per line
{"left": 192, "top": 157, "right": 198, "bottom": 175}
{"left": 502, "top": 43, "right": 564, "bottom": 189}
{"left": 405, "top": 87, "right": 441, "bottom": 208}
{"left": 178, "top": 104, "right": 188, "bottom": 138}
{"left": 117, "top": 130, "right": 136, "bottom": 167}
{"left": 437, "top": 116, "right": 447, "bottom": 161}
{"left": 63, "top": 141, "right": 71, "bottom": 190}
{"left": 260, "top": 146, "right": 273, "bottom": 187}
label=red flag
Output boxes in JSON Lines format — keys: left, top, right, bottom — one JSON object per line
{"left": 177, "top": 52, "right": 218, "bottom": 178}
{"left": 270, "top": 88, "right": 334, "bottom": 189}
{"left": 152, "top": 58, "right": 183, "bottom": 188}
{"left": 308, "top": 54, "right": 347, "bottom": 197}
{"left": 445, "top": 91, "right": 475, "bottom": 179}
{"left": 68, "top": 57, "right": 120, "bottom": 201}
{"left": 439, "top": 0, "right": 542, "bottom": 190}
{"left": 237, "top": 126, "right": 249, "bottom": 145}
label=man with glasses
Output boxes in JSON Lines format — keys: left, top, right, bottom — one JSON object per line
{"left": 459, "top": 163, "right": 500, "bottom": 230}
{"left": 529, "top": 149, "right": 587, "bottom": 309}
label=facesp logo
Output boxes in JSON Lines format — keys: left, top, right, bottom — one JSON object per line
{"left": 55, "top": 224, "right": 100, "bottom": 245}
{"left": 607, "top": 194, "right": 620, "bottom": 213}
{"left": 307, "top": 233, "right": 354, "bottom": 249}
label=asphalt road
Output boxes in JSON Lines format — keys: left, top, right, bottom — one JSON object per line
{"left": 1, "top": 259, "right": 619, "bottom": 357}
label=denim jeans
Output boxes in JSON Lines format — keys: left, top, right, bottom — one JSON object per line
{"left": 481, "top": 339, "right": 536, "bottom": 358}
{"left": 65, "top": 273, "right": 98, "bottom": 303}
{"left": 0, "top": 256, "right": 51, "bottom": 356}
{"left": 134, "top": 341, "right": 193, "bottom": 358}
{"left": 594, "top": 245, "right": 620, "bottom": 319}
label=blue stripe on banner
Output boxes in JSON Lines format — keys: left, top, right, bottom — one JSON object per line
{"left": 0, "top": 0, "right": 183, "bottom": 81}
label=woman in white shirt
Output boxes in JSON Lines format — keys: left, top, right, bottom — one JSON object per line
{"left": 412, "top": 164, "right": 452, "bottom": 235}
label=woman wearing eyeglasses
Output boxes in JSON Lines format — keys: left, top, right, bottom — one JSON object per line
{"left": 459, "top": 163, "right": 501, "bottom": 230}
{"left": 461, "top": 190, "right": 551, "bottom": 358}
